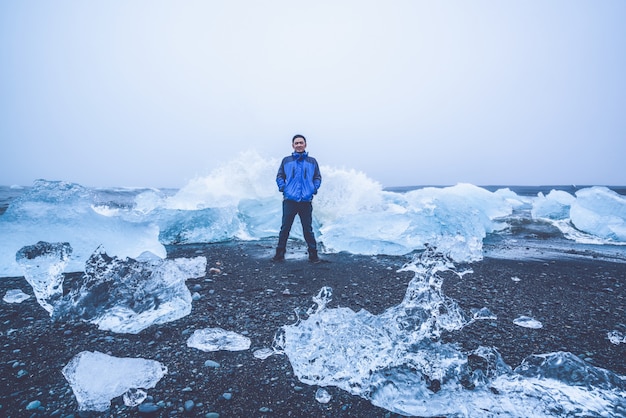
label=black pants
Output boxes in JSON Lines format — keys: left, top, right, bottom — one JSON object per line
{"left": 277, "top": 200, "right": 317, "bottom": 250}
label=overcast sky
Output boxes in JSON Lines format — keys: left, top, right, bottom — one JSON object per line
{"left": 1, "top": 1, "right": 625, "bottom": 188}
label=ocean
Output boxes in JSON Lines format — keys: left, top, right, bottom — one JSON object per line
{"left": 2, "top": 152, "right": 626, "bottom": 416}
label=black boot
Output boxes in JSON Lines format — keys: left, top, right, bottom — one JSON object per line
{"left": 272, "top": 248, "right": 285, "bottom": 262}
{"left": 308, "top": 248, "right": 320, "bottom": 263}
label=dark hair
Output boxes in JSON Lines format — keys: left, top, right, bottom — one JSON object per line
{"left": 292, "top": 134, "right": 306, "bottom": 143}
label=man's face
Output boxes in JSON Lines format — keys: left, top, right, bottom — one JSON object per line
{"left": 292, "top": 138, "right": 307, "bottom": 153}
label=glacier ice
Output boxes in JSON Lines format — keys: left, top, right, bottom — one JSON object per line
{"left": 15, "top": 241, "right": 72, "bottom": 314}
{"left": 187, "top": 328, "right": 251, "bottom": 352}
{"left": 531, "top": 189, "right": 576, "bottom": 220}
{"left": 53, "top": 246, "right": 206, "bottom": 333}
{"left": 62, "top": 351, "right": 167, "bottom": 412}
{"left": 0, "top": 180, "right": 166, "bottom": 277}
{"left": 318, "top": 183, "right": 513, "bottom": 262}
{"left": 3, "top": 288, "right": 31, "bottom": 304}
{"left": 277, "top": 250, "right": 626, "bottom": 417}
{"left": 570, "top": 186, "right": 626, "bottom": 242}
{"left": 513, "top": 316, "right": 543, "bottom": 329}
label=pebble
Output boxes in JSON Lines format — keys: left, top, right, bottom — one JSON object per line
{"left": 26, "top": 400, "right": 41, "bottom": 410}
{"left": 138, "top": 402, "right": 160, "bottom": 413}
{"left": 184, "top": 400, "right": 195, "bottom": 412}
{"left": 222, "top": 392, "right": 232, "bottom": 400}
{"left": 205, "top": 413, "right": 220, "bottom": 418}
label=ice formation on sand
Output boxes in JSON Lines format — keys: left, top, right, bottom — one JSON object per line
{"left": 16, "top": 241, "right": 206, "bottom": 333}
{"left": 62, "top": 351, "right": 167, "bottom": 412}
{"left": 277, "top": 249, "right": 626, "bottom": 417}
{"left": 53, "top": 246, "right": 206, "bottom": 333}
{"left": 15, "top": 241, "right": 72, "bottom": 314}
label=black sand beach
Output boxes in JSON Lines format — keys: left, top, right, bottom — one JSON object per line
{"left": 1, "top": 240, "right": 625, "bottom": 417}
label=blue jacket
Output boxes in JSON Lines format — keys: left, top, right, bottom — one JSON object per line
{"left": 276, "top": 152, "right": 322, "bottom": 202}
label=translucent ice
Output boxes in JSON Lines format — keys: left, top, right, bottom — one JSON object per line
{"left": 608, "top": 330, "right": 626, "bottom": 345}
{"left": 570, "top": 186, "right": 626, "bottom": 242}
{"left": 0, "top": 180, "right": 165, "bottom": 277}
{"left": 513, "top": 316, "right": 543, "bottom": 329}
{"left": 53, "top": 246, "right": 206, "bottom": 333}
{"left": 472, "top": 307, "right": 497, "bottom": 320}
{"left": 315, "top": 388, "right": 332, "bottom": 404}
{"left": 278, "top": 250, "right": 626, "bottom": 417}
{"left": 3, "top": 289, "right": 31, "bottom": 304}
{"left": 15, "top": 241, "right": 72, "bottom": 314}
{"left": 531, "top": 190, "right": 576, "bottom": 220}
{"left": 62, "top": 351, "right": 167, "bottom": 412}
{"left": 187, "top": 328, "right": 251, "bottom": 352}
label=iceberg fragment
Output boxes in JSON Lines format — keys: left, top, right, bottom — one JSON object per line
{"left": 513, "top": 316, "right": 543, "bottom": 329}
{"left": 15, "top": 241, "right": 72, "bottom": 314}
{"left": 0, "top": 180, "right": 166, "bottom": 277}
{"left": 62, "top": 351, "right": 167, "bottom": 412}
{"left": 3, "top": 289, "right": 31, "bottom": 304}
{"left": 187, "top": 328, "right": 251, "bottom": 352}
{"left": 52, "top": 246, "right": 206, "bottom": 333}
{"left": 570, "top": 186, "right": 626, "bottom": 242}
{"left": 278, "top": 249, "right": 626, "bottom": 417}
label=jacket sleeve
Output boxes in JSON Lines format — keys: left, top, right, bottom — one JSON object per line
{"left": 276, "top": 159, "right": 287, "bottom": 192}
{"left": 313, "top": 160, "right": 322, "bottom": 194}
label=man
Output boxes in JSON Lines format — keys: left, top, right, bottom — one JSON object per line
{"left": 273, "top": 134, "right": 322, "bottom": 262}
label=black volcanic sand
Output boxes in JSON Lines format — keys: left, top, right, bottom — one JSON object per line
{"left": 1, "top": 240, "right": 625, "bottom": 417}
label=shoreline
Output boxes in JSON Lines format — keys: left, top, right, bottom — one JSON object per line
{"left": 1, "top": 240, "right": 625, "bottom": 416}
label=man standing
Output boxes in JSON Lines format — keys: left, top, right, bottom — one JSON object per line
{"left": 273, "top": 134, "right": 322, "bottom": 262}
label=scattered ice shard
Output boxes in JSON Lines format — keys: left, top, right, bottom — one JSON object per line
{"left": 3, "top": 289, "right": 31, "bottom": 304}
{"left": 608, "top": 330, "right": 626, "bottom": 345}
{"left": 62, "top": 351, "right": 167, "bottom": 412}
{"left": 315, "top": 388, "right": 332, "bottom": 404}
{"left": 513, "top": 315, "right": 543, "bottom": 329}
{"left": 277, "top": 250, "right": 626, "bottom": 417}
{"left": 53, "top": 246, "right": 206, "bottom": 334}
{"left": 123, "top": 388, "right": 148, "bottom": 407}
{"left": 187, "top": 328, "right": 251, "bottom": 352}
{"left": 472, "top": 307, "right": 497, "bottom": 320}
{"left": 15, "top": 241, "right": 72, "bottom": 314}
{"left": 253, "top": 347, "right": 275, "bottom": 360}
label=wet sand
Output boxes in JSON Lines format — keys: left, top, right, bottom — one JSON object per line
{"left": 1, "top": 240, "right": 625, "bottom": 417}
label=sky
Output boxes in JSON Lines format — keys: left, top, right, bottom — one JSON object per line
{"left": 1, "top": 1, "right": 625, "bottom": 189}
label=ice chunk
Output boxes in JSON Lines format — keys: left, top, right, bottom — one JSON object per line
{"left": 123, "top": 388, "right": 148, "bottom": 407}
{"left": 515, "top": 351, "right": 626, "bottom": 390}
{"left": 278, "top": 250, "right": 626, "bottom": 416}
{"left": 608, "top": 330, "right": 626, "bottom": 345}
{"left": 472, "top": 307, "right": 497, "bottom": 320}
{"left": 53, "top": 247, "right": 206, "bottom": 334}
{"left": 62, "top": 351, "right": 167, "bottom": 412}
{"left": 318, "top": 183, "right": 513, "bottom": 262}
{"left": 315, "top": 388, "right": 332, "bottom": 404}
{"left": 3, "top": 289, "right": 31, "bottom": 304}
{"left": 531, "top": 190, "right": 575, "bottom": 220}
{"left": 15, "top": 241, "right": 72, "bottom": 314}
{"left": 187, "top": 328, "right": 251, "bottom": 352}
{"left": 513, "top": 315, "right": 543, "bottom": 329}
{"left": 0, "top": 180, "right": 166, "bottom": 277}
{"left": 253, "top": 348, "right": 275, "bottom": 360}
{"left": 570, "top": 186, "right": 626, "bottom": 242}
